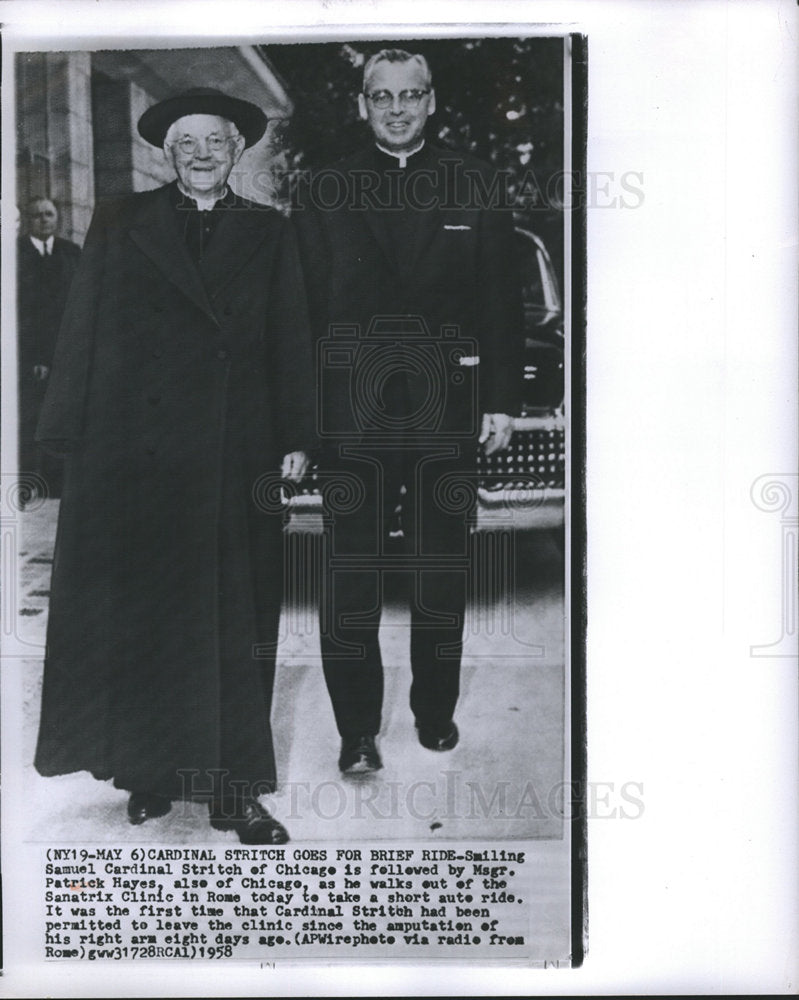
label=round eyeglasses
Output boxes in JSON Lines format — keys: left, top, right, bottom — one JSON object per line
{"left": 364, "top": 89, "right": 431, "bottom": 110}
{"left": 170, "top": 134, "right": 239, "bottom": 156}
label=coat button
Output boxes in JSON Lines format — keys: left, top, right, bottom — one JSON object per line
{"left": 145, "top": 443, "right": 156, "bottom": 455}
{"left": 152, "top": 347, "right": 163, "bottom": 358}
{"left": 223, "top": 304, "right": 233, "bottom": 316}
{"left": 217, "top": 349, "right": 228, "bottom": 360}
{"left": 148, "top": 392, "right": 161, "bottom": 405}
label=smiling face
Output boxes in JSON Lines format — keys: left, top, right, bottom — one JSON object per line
{"left": 358, "top": 59, "right": 435, "bottom": 154}
{"left": 164, "top": 114, "right": 245, "bottom": 200}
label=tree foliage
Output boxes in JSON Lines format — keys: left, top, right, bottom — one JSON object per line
{"left": 264, "top": 36, "right": 566, "bottom": 267}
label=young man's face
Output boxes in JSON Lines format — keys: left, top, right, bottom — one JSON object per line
{"left": 28, "top": 199, "right": 58, "bottom": 240}
{"left": 358, "top": 60, "right": 435, "bottom": 154}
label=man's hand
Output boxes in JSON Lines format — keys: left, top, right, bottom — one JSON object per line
{"left": 479, "top": 413, "right": 514, "bottom": 455}
{"left": 281, "top": 450, "right": 309, "bottom": 482}
{"left": 32, "top": 364, "right": 50, "bottom": 381}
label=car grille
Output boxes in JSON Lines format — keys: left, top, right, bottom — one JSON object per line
{"left": 478, "top": 421, "right": 565, "bottom": 491}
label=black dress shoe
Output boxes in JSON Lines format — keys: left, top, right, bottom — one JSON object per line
{"left": 127, "top": 791, "right": 172, "bottom": 825}
{"left": 416, "top": 720, "right": 459, "bottom": 751}
{"left": 339, "top": 735, "right": 383, "bottom": 775}
{"left": 208, "top": 798, "right": 289, "bottom": 844}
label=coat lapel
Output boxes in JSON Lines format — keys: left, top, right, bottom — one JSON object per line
{"left": 18, "top": 235, "right": 42, "bottom": 268}
{"left": 196, "top": 197, "right": 273, "bottom": 301}
{"left": 352, "top": 146, "right": 452, "bottom": 283}
{"left": 405, "top": 147, "right": 465, "bottom": 278}
{"left": 128, "top": 187, "right": 218, "bottom": 324}
{"left": 337, "top": 149, "right": 403, "bottom": 276}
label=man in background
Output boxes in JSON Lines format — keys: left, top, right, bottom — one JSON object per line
{"left": 17, "top": 196, "right": 81, "bottom": 498}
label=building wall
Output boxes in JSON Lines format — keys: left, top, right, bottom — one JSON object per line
{"left": 16, "top": 51, "right": 95, "bottom": 244}
{"left": 92, "top": 73, "right": 174, "bottom": 199}
{"left": 129, "top": 81, "right": 176, "bottom": 192}
{"left": 16, "top": 47, "right": 290, "bottom": 245}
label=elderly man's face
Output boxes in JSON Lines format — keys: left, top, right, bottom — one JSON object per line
{"left": 358, "top": 60, "right": 435, "bottom": 153}
{"left": 28, "top": 199, "right": 58, "bottom": 240}
{"left": 165, "top": 114, "right": 245, "bottom": 199}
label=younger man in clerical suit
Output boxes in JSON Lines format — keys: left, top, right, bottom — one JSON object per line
{"left": 295, "top": 49, "right": 524, "bottom": 775}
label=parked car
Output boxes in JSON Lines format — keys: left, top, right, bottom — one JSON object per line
{"left": 476, "top": 226, "right": 565, "bottom": 531}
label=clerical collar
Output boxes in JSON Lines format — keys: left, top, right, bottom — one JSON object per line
{"left": 175, "top": 183, "right": 230, "bottom": 211}
{"left": 30, "top": 235, "right": 54, "bottom": 256}
{"left": 375, "top": 139, "right": 425, "bottom": 168}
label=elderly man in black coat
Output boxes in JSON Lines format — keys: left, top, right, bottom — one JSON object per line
{"left": 295, "top": 50, "right": 523, "bottom": 775}
{"left": 34, "top": 88, "right": 313, "bottom": 843}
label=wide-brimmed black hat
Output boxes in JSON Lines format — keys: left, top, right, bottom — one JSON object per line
{"left": 137, "top": 87, "right": 268, "bottom": 148}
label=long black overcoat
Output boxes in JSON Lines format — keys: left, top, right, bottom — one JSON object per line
{"left": 34, "top": 183, "right": 313, "bottom": 799}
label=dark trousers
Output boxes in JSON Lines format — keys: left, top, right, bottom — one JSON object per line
{"left": 319, "top": 439, "right": 476, "bottom": 737}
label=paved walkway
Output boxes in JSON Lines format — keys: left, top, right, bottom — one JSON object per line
{"left": 12, "top": 500, "right": 566, "bottom": 845}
